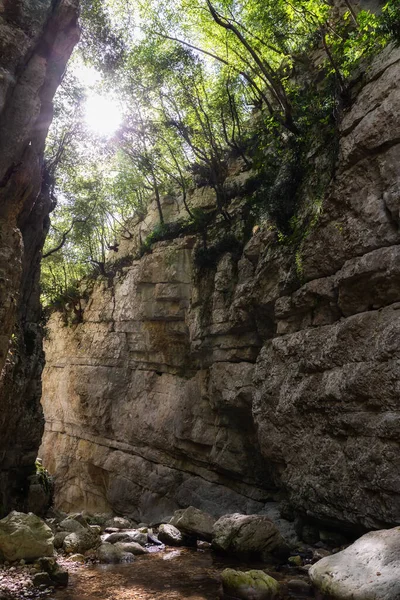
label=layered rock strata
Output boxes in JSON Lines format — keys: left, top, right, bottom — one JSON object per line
{"left": 41, "top": 45, "right": 400, "bottom": 532}
{"left": 0, "top": 0, "right": 80, "bottom": 515}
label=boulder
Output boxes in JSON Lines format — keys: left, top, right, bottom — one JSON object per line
{"left": 170, "top": 507, "right": 215, "bottom": 541}
{"left": 148, "top": 532, "right": 164, "bottom": 546}
{"left": 212, "top": 514, "right": 288, "bottom": 559}
{"left": 63, "top": 528, "right": 100, "bottom": 554}
{"left": 221, "top": 568, "right": 280, "bottom": 600}
{"left": 83, "top": 513, "right": 112, "bottom": 526}
{"left": 105, "top": 517, "right": 132, "bottom": 530}
{"left": 89, "top": 525, "right": 102, "bottom": 535}
{"left": 104, "top": 532, "right": 131, "bottom": 544}
{"left": 34, "top": 557, "right": 68, "bottom": 587}
{"left": 126, "top": 531, "right": 148, "bottom": 546}
{"left": 64, "top": 513, "right": 89, "bottom": 527}
{"left": 58, "top": 518, "right": 86, "bottom": 533}
{"left": 0, "top": 512, "right": 54, "bottom": 562}
{"left": 158, "top": 524, "right": 185, "bottom": 546}
{"left": 67, "top": 554, "right": 85, "bottom": 563}
{"left": 309, "top": 527, "right": 400, "bottom": 600}
{"left": 54, "top": 531, "right": 69, "bottom": 549}
{"left": 33, "top": 572, "right": 52, "bottom": 587}
{"left": 96, "top": 542, "right": 135, "bottom": 564}
{"left": 114, "top": 542, "right": 149, "bottom": 555}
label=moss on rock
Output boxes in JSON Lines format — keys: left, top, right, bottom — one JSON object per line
{"left": 221, "top": 568, "right": 280, "bottom": 600}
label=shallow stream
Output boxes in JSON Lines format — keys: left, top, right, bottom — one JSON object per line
{"left": 51, "top": 547, "right": 325, "bottom": 600}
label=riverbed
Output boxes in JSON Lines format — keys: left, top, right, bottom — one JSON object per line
{"left": 51, "top": 547, "right": 322, "bottom": 600}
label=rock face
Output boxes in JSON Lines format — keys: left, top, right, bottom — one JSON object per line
{"left": 309, "top": 527, "right": 400, "bottom": 600}
{"left": 40, "top": 45, "right": 400, "bottom": 532}
{"left": 0, "top": 0, "right": 80, "bottom": 515}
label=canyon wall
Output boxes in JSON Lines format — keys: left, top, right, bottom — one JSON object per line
{"left": 0, "top": 0, "right": 80, "bottom": 515}
{"left": 41, "top": 44, "right": 400, "bottom": 535}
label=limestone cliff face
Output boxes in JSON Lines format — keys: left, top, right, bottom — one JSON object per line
{"left": 0, "top": 0, "right": 80, "bottom": 515}
{"left": 41, "top": 45, "right": 400, "bottom": 533}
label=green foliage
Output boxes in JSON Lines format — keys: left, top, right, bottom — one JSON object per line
{"left": 140, "top": 208, "right": 214, "bottom": 254}
{"left": 140, "top": 220, "right": 188, "bottom": 254}
{"left": 380, "top": 0, "right": 400, "bottom": 42}
{"left": 41, "top": 0, "right": 395, "bottom": 305}
{"left": 35, "top": 460, "right": 54, "bottom": 496}
{"left": 194, "top": 234, "right": 243, "bottom": 269}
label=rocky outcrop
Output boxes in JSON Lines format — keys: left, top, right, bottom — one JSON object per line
{"left": 0, "top": 1, "right": 80, "bottom": 514}
{"left": 41, "top": 45, "right": 400, "bottom": 534}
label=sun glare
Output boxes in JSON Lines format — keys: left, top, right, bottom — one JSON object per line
{"left": 85, "top": 95, "right": 123, "bottom": 137}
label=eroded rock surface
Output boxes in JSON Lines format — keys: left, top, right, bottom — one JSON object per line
{"left": 41, "top": 46, "right": 400, "bottom": 533}
{"left": 0, "top": 0, "right": 80, "bottom": 515}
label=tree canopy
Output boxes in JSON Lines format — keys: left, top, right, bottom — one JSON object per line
{"left": 41, "top": 0, "right": 399, "bottom": 309}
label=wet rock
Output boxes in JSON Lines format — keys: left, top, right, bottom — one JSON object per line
{"left": 147, "top": 532, "right": 164, "bottom": 546}
{"left": 221, "top": 568, "right": 280, "bottom": 600}
{"left": 309, "top": 526, "right": 400, "bottom": 599}
{"left": 63, "top": 528, "right": 100, "bottom": 554}
{"left": 127, "top": 531, "right": 150, "bottom": 546}
{"left": 170, "top": 507, "right": 215, "bottom": 541}
{"left": 158, "top": 524, "right": 185, "bottom": 546}
{"left": 114, "top": 542, "right": 149, "bottom": 555}
{"left": 0, "top": 512, "right": 54, "bottom": 562}
{"left": 213, "top": 514, "right": 289, "bottom": 560}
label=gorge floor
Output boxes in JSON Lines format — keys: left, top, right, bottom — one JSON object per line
{"left": 50, "top": 547, "right": 325, "bottom": 600}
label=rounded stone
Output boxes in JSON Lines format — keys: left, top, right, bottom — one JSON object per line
{"left": 221, "top": 568, "right": 280, "bottom": 600}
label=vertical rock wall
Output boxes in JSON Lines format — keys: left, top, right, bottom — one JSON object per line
{"left": 0, "top": 0, "right": 80, "bottom": 515}
{"left": 41, "top": 44, "right": 400, "bottom": 532}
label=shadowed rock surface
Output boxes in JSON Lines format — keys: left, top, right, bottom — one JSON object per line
{"left": 0, "top": 0, "right": 80, "bottom": 516}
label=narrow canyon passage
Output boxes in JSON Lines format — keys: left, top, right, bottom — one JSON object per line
{"left": 1, "top": 1, "right": 400, "bottom": 600}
